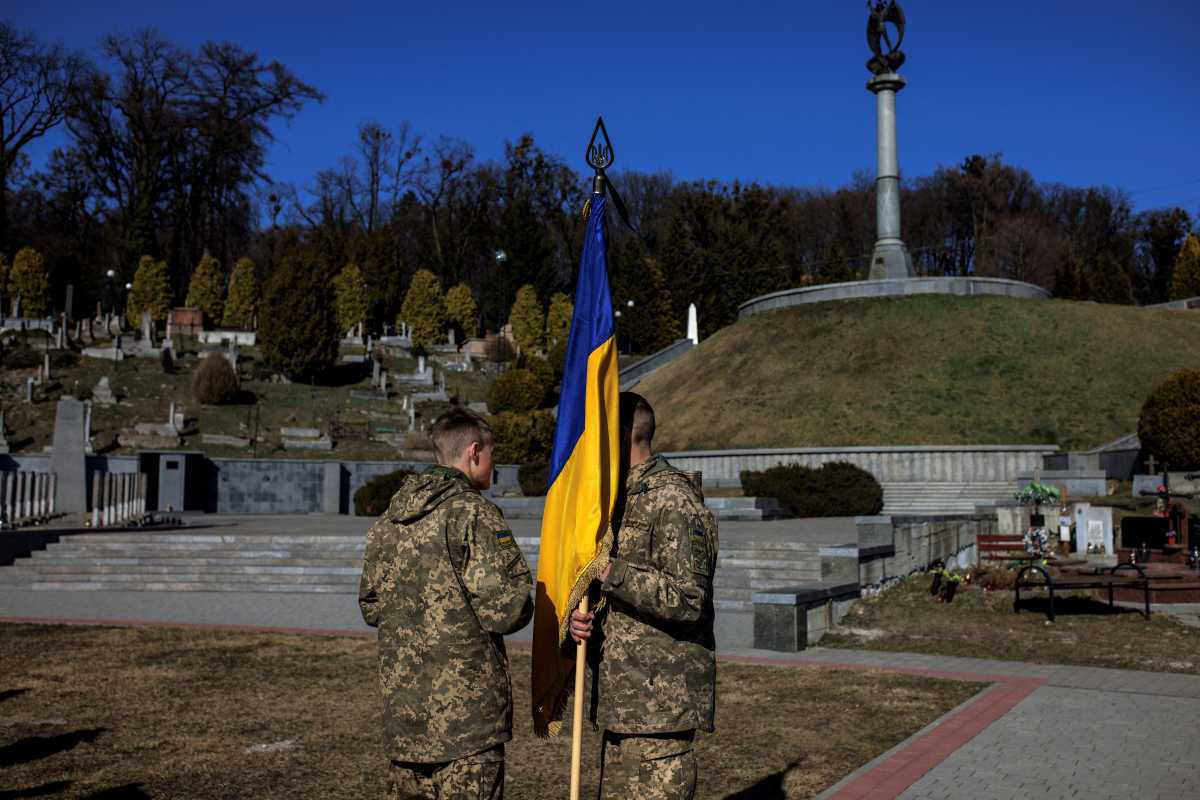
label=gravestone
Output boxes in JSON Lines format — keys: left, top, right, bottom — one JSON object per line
{"left": 65, "top": 284, "right": 74, "bottom": 320}
{"left": 0, "top": 409, "right": 9, "bottom": 454}
{"left": 93, "top": 376, "right": 116, "bottom": 405}
{"left": 24, "top": 377, "right": 34, "bottom": 403}
{"left": 1073, "top": 503, "right": 1114, "bottom": 556}
{"left": 687, "top": 303, "right": 699, "bottom": 345}
{"left": 50, "top": 397, "right": 88, "bottom": 513}
{"left": 141, "top": 312, "right": 155, "bottom": 346}
{"left": 43, "top": 353, "right": 51, "bottom": 382}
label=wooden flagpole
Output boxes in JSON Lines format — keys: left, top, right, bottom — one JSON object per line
{"left": 569, "top": 595, "right": 589, "bottom": 800}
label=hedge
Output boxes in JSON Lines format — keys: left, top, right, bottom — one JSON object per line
{"left": 354, "top": 469, "right": 414, "bottom": 516}
{"left": 740, "top": 461, "right": 883, "bottom": 518}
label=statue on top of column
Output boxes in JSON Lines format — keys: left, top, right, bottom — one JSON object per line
{"left": 867, "top": 0, "right": 907, "bottom": 75}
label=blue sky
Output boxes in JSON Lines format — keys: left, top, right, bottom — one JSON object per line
{"left": 10, "top": 0, "right": 1200, "bottom": 213}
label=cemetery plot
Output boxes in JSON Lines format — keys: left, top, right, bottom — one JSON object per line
{"left": 0, "top": 624, "right": 977, "bottom": 800}
{"left": 822, "top": 573, "right": 1200, "bottom": 675}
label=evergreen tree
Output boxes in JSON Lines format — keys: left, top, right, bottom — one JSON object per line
{"left": 9, "top": 247, "right": 50, "bottom": 317}
{"left": 545, "top": 292, "right": 573, "bottom": 348}
{"left": 1170, "top": 234, "right": 1200, "bottom": 300}
{"left": 127, "top": 255, "right": 173, "bottom": 323}
{"left": 0, "top": 254, "right": 9, "bottom": 313}
{"left": 445, "top": 282, "right": 479, "bottom": 337}
{"left": 509, "top": 284, "right": 545, "bottom": 353}
{"left": 399, "top": 269, "right": 446, "bottom": 352}
{"left": 185, "top": 253, "right": 225, "bottom": 324}
{"left": 1088, "top": 253, "right": 1135, "bottom": 305}
{"left": 222, "top": 257, "right": 260, "bottom": 329}
{"left": 333, "top": 262, "right": 369, "bottom": 335}
{"left": 259, "top": 249, "right": 339, "bottom": 381}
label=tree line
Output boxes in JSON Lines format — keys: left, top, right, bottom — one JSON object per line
{"left": 3, "top": 22, "right": 1199, "bottom": 359}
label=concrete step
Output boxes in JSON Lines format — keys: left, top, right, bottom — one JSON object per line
{"left": 0, "top": 570, "right": 359, "bottom": 585}
{"left": 30, "top": 554, "right": 365, "bottom": 568}
{"left": 12, "top": 581, "right": 357, "bottom": 593}
{"left": 45, "top": 533, "right": 364, "bottom": 545}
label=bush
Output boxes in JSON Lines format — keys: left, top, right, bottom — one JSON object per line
{"left": 490, "top": 410, "right": 556, "bottom": 465}
{"left": 740, "top": 461, "right": 883, "bottom": 518}
{"left": 488, "top": 368, "right": 546, "bottom": 413}
{"left": 9, "top": 247, "right": 49, "bottom": 317}
{"left": 399, "top": 269, "right": 446, "bottom": 352}
{"left": 128, "top": 255, "right": 173, "bottom": 323}
{"left": 523, "top": 355, "right": 556, "bottom": 394}
{"left": 354, "top": 469, "right": 414, "bottom": 516}
{"left": 519, "top": 462, "right": 550, "bottom": 497}
{"left": 1138, "top": 369, "right": 1200, "bottom": 470}
{"left": 185, "top": 253, "right": 225, "bottom": 325}
{"left": 192, "top": 355, "right": 239, "bottom": 405}
{"left": 223, "top": 257, "right": 259, "bottom": 328}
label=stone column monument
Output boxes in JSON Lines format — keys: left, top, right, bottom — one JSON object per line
{"left": 866, "top": 1, "right": 914, "bottom": 280}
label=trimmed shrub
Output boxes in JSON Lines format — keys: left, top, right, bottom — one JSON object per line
{"left": 400, "top": 269, "right": 446, "bottom": 352}
{"left": 192, "top": 355, "right": 239, "bottom": 405}
{"left": 445, "top": 283, "right": 478, "bottom": 335}
{"left": 490, "top": 410, "right": 556, "bottom": 465}
{"left": 354, "top": 469, "right": 414, "bottom": 516}
{"left": 509, "top": 284, "right": 545, "bottom": 352}
{"left": 524, "top": 355, "right": 556, "bottom": 395}
{"left": 333, "top": 262, "right": 369, "bottom": 335}
{"left": 1138, "top": 369, "right": 1200, "bottom": 470}
{"left": 519, "top": 462, "right": 550, "bottom": 497}
{"left": 545, "top": 292, "right": 573, "bottom": 348}
{"left": 488, "top": 368, "right": 546, "bottom": 413}
{"left": 1171, "top": 234, "right": 1200, "bottom": 301}
{"left": 740, "top": 461, "right": 883, "bottom": 518}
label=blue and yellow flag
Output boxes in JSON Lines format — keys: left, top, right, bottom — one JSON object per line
{"left": 531, "top": 193, "right": 620, "bottom": 736}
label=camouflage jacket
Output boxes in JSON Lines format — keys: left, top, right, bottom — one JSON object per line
{"left": 594, "top": 455, "right": 719, "bottom": 734}
{"left": 358, "top": 466, "right": 534, "bottom": 763}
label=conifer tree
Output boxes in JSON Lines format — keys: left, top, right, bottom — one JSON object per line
{"left": 445, "top": 282, "right": 478, "bottom": 336}
{"left": 185, "top": 253, "right": 225, "bottom": 324}
{"left": 545, "top": 292, "right": 573, "bottom": 348}
{"left": 259, "top": 249, "right": 339, "bottom": 380}
{"left": 399, "top": 269, "right": 446, "bottom": 352}
{"left": 1170, "top": 234, "right": 1200, "bottom": 300}
{"left": 509, "top": 284, "right": 545, "bottom": 353}
{"left": 0, "top": 254, "right": 9, "bottom": 312}
{"left": 9, "top": 247, "right": 49, "bottom": 317}
{"left": 333, "top": 262, "right": 369, "bottom": 335}
{"left": 223, "top": 257, "right": 260, "bottom": 329}
{"left": 127, "top": 255, "right": 173, "bottom": 323}
{"left": 1088, "top": 253, "right": 1135, "bottom": 306}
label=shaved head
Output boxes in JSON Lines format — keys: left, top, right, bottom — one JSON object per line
{"left": 619, "top": 392, "right": 655, "bottom": 448}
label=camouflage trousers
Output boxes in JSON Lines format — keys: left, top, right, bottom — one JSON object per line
{"left": 387, "top": 744, "right": 504, "bottom": 800}
{"left": 597, "top": 730, "right": 696, "bottom": 800}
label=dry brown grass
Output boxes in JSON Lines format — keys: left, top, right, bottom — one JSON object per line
{"left": 823, "top": 574, "right": 1200, "bottom": 674}
{"left": 639, "top": 295, "right": 1200, "bottom": 451}
{"left": 0, "top": 624, "right": 979, "bottom": 799}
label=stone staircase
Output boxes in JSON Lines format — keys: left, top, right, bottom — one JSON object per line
{"left": 0, "top": 532, "right": 823, "bottom": 614}
{"left": 881, "top": 481, "right": 1016, "bottom": 516}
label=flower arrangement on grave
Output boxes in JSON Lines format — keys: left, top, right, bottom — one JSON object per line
{"left": 933, "top": 569, "right": 964, "bottom": 603}
{"left": 1021, "top": 527, "right": 1052, "bottom": 557}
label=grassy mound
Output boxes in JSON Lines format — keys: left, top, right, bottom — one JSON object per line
{"left": 639, "top": 295, "right": 1200, "bottom": 451}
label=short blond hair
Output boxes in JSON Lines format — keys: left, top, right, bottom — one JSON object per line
{"left": 431, "top": 408, "right": 494, "bottom": 463}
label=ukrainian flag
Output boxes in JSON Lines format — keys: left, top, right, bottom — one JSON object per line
{"left": 531, "top": 192, "right": 620, "bottom": 736}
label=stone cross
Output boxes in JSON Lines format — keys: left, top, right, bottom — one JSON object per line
{"left": 1145, "top": 455, "right": 1160, "bottom": 475}
{"left": 418, "top": 355, "right": 426, "bottom": 375}
{"left": 1032, "top": 464, "right": 1042, "bottom": 485}
{"left": 141, "top": 311, "right": 154, "bottom": 345}
{"left": 25, "top": 377, "right": 34, "bottom": 403}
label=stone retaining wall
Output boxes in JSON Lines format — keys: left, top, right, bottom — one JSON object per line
{"left": 662, "top": 445, "right": 1057, "bottom": 487}
{"left": 737, "top": 277, "right": 1051, "bottom": 318}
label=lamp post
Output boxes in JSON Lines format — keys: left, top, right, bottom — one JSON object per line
{"left": 103, "top": 270, "right": 115, "bottom": 315}
{"left": 494, "top": 249, "right": 508, "bottom": 333}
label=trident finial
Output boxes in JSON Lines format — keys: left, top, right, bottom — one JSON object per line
{"left": 585, "top": 116, "right": 614, "bottom": 194}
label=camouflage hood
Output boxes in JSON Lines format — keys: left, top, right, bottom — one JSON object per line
{"left": 388, "top": 466, "right": 473, "bottom": 525}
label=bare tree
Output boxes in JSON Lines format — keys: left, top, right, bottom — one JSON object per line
{"left": 0, "top": 21, "right": 85, "bottom": 253}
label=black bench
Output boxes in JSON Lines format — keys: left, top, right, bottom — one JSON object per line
{"left": 1014, "top": 563, "right": 1151, "bottom": 622}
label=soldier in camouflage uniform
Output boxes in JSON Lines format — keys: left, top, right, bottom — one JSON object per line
{"left": 359, "top": 408, "right": 534, "bottom": 800}
{"left": 570, "top": 392, "right": 719, "bottom": 800}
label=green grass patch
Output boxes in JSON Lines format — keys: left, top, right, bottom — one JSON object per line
{"left": 640, "top": 295, "right": 1200, "bottom": 450}
{"left": 0, "top": 624, "right": 978, "bottom": 799}
{"left": 823, "top": 573, "right": 1200, "bottom": 674}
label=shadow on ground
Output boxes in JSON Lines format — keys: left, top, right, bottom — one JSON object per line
{"left": 722, "top": 761, "right": 801, "bottom": 799}
{"left": 0, "top": 688, "right": 30, "bottom": 703}
{"left": 0, "top": 728, "right": 106, "bottom": 768}
{"left": 1015, "top": 595, "right": 1143, "bottom": 617}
